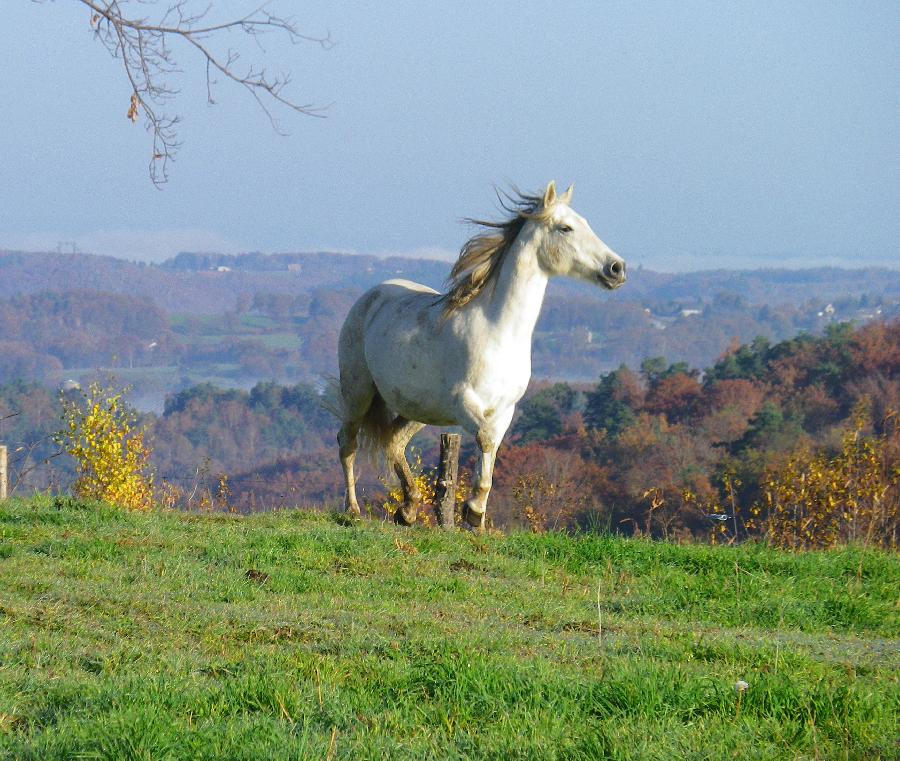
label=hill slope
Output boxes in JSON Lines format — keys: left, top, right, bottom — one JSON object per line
{"left": 0, "top": 498, "right": 897, "bottom": 759}
{"left": 2, "top": 249, "right": 899, "bottom": 314}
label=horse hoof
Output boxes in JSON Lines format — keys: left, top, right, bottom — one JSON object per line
{"left": 394, "top": 504, "right": 417, "bottom": 526}
{"left": 461, "top": 502, "right": 485, "bottom": 530}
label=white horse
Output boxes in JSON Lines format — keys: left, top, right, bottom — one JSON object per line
{"left": 333, "top": 181, "right": 626, "bottom": 528}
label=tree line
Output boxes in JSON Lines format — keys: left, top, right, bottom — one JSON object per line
{"left": 2, "top": 319, "right": 896, "bottom": 545}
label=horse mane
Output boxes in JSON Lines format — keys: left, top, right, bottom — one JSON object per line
{"left": 441, "top": 189, "right": 551, "bottom": 316}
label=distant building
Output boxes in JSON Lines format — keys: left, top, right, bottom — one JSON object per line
{"left": 680, "top": 308, "right": 701, "bottom": 317}
{"left": 287, "top": 263, "right": 302, "bottom": 272}
{"left": 216, "top": 266, "right": 231, "bottom": 273}
{"left": 62, "top": 379, "right": 80, "bottom": 391}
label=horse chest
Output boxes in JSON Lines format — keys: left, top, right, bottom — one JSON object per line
{"left": 467, "top": 340, "right": 530, "bottom": 405}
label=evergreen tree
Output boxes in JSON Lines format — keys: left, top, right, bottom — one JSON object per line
{"left": 585, "top": 367, "right": 639, "bottom": 437}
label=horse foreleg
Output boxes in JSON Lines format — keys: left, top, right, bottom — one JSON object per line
{"left": 338, "top": 421, "right": 361, "bottom": 515}
{"left": 462, "top": 432, "right": 499, "bottom": 531}
{"left": 386, "top": 417, "right": 426, "bottom": 526}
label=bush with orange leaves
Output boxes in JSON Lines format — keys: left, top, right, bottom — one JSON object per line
{"left": 508, "top": 446, "right": 608, "bottom": 533}
{"left": 57, "top": 381, "right": 154, "bottom": 511}
{"left": 754, "top": 404, "right": 898, "bottom": 549}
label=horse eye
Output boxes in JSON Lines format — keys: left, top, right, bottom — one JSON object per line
{"left": 557, "top": 225, "right": 573, "bottom": 233}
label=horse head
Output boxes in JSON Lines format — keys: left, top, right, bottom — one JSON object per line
{"left": 533, "top": 180, "right": 626, "bottom": 290}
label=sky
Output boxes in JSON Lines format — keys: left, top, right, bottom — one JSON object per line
{"left": 1, "top": 1, "right": 897, "bottom": 271}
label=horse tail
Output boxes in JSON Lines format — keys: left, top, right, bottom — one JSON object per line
{"left": 358, "top": 391, "right": 394, "bottom": 464}
{"left": 323, "top": 376, "right": 393, "bottom": 466}
{"left": 321, "top": 375, "right": 345, "bottom": 420}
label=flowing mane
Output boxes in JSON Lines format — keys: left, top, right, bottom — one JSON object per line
{"left": 441, "top": 190, "right": 551, "bottom": 315}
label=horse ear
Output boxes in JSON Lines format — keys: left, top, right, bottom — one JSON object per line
{"left": 560, "top": 184, "right": 574, "bottom": 204}
{"left": 542, "top": 180, "right": 557, "bottom": 208}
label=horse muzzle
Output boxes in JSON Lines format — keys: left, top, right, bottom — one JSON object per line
{"left": 599, "top": 260, "right": 626, "bottom": 289}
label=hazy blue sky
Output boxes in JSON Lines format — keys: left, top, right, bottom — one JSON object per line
{"left": 2, "top": 1, "right": 897, "bottom": 270}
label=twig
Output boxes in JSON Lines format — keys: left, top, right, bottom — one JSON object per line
{"left": 65, "top": 0, "right": 333, "bottom": 185}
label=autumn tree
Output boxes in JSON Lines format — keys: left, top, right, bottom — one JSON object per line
{"left": 694, "top": 379, "right": 765, "bottom": 451}
{"left": 493, "top": 442, "right": 611, "bottom": 531}
{"left": 644, "top": 370, "right": 703, "bottom": 423}
{"left": 58, "top": 381, "right": 155, "bottom": 510}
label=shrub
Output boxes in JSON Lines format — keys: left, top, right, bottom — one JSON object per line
{"left": 757, "top": 404, "right": 898, "bottom": 549}
{"left": 678, "top": 402, "right": 898, "bottom": 549}
{"left": 57, "top": 382, "right": 154, "bottom": 510}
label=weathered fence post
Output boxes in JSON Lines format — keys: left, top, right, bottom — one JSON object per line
{"left": 435, "top": 433, "right": 461, "bottom": 529}
{"left": 0, "top": 445, "right": 7, "bottom": 501}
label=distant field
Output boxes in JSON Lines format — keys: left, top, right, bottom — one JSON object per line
{"left": 170, "top": 313, "right": 282, "bottom": 334}
{"left": 52, "top": 366, "right": 254, "bottom": 412}
{"left": 165, "top": 332, "right": 301, "bottom": 351}
{"left": 0, "top": 498, "right": 897, "bottom": 759}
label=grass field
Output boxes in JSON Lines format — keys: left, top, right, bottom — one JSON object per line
{"left": 0, "top": 497, "right": 897, "bottom": 759}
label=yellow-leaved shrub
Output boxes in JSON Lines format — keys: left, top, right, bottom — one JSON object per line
{"left": 758, "top": 405, "right": 898, "bottom": 549}
{"left": 57, "top": 382, "right": 154, "bottom": 510}
{"left": 681, "top": 402, "right": 898, "bottom": 549}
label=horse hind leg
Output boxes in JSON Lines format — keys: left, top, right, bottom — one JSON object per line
{"left": 385, "top": 417, "right": 426, "bottom": 526}
{"left": 338, "top": 420, "right": 362, "bottom": 515}
{"left": 334, "top": 374, "right": 377, "bottom": 517}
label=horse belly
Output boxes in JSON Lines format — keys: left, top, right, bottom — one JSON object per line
{"left": 380, "top": 384, "right": 457, "bottom": 426}
{"left": 370, "top": 353, "right": 458, "bottom": 425}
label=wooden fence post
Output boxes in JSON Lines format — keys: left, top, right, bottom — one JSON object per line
{"left": 435, "top": 433, "right": 461, "bottom": 530}
{"left": 0, "top": 445, "right": 7, "bottom": 501}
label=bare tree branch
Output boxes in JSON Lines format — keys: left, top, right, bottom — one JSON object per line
{"left": 7, "top": 438, "right": 65, "bottom": 496}
{"left": 42, "top": 1, "right": 333, "bottom": 185}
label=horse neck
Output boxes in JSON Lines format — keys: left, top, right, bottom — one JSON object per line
{"left": 475, "top": 232, "right": 548, "bottom": 342}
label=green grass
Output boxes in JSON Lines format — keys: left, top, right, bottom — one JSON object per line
{"left": 0, "top": 498, "right": 897, "bottom": 759}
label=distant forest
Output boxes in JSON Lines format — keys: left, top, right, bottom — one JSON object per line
{"left": 2, "top": 310, "right": 897, "bottom": 539}
{"left": 0, "top": 250, "right": 897, "bottom": 408}
{"left": 0, "top": 249, "right": 897, "bottom": 539}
